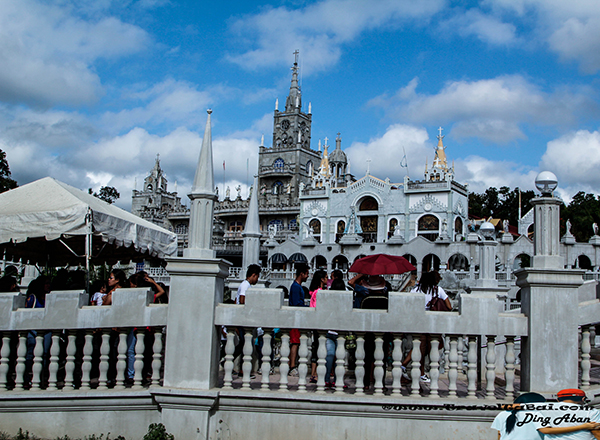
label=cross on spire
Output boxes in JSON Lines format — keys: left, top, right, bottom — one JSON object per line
{"left": 438, "top": 126, "right": 444, "bottom": 138}
{"left": 324, "top": 136, "right": 329, "bottom": 145}
{"left": 366, "top": 158, "right": 371, "bottom": 175}
{"left": 293, "top": 49, "right": 299, "bottom": 64}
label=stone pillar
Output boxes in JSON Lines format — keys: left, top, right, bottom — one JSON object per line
{"left": 162, "top": 258, "right": 230, "bottom": 389}
{"left": 478, "top": 239, "right": 498, "bottom": 288}
{"left": 516, "top": 194, "right": 584, "bottom": 393}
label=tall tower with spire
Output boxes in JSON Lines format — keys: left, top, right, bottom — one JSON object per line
{"left": 258, "top": 50, "right": 321, "bottom": 199}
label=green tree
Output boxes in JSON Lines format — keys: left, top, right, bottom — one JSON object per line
{"left": 89, "top": 186, "right": 120, "bottom": 204}
{"left": 0, "top": 149, "right": 17, "bottom": 193}
{"left": 468, "top": 186, "right": 535, "bottom": 226}
{"left": 562, "top": 191, "right": 600, "bottom": 242}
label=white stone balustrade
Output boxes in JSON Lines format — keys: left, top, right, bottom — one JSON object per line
{"left": 0, "top": 288, "right": 167, "bottom": 391}
{"left": 214, "top": 287, "right": 530, "bottom": 399}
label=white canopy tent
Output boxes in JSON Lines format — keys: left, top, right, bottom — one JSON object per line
{"left": 0, "top": 177, "right": 178, "bottom": 269}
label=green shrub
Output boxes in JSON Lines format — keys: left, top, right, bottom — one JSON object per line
{"left": 143, "top": 424, "right": 173, "bottom": 440}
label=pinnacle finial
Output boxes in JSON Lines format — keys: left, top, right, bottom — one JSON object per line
{"left": 207, "top": 109, "right": 212, "bottom": 115}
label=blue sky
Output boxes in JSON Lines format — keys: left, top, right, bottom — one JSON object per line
{"left": 1, "top": 0, "right": 600, "bottom": 209}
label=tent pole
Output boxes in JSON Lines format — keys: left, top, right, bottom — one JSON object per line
{"left": 85, "top": 208, "right": 92, "bottom": 293}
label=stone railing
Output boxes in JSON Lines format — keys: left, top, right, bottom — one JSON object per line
{"left": 0, "top": 288, "right": 167, "bottom": 392}
{"left": 214, "top": 288, "right": 528, "bottom": 399}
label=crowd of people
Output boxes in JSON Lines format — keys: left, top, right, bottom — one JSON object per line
{"left": 226, "top": 263, "right": 453, "bottom": 389}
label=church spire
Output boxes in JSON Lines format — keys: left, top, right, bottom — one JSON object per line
{"left": 433, "top": 126, "right": 448, "bottom": 171}
{"left": 185, "top": 109, "right": 217, "bottom": 258}
{"left": 285, "top": 50, "right": 301, "bottom": 112}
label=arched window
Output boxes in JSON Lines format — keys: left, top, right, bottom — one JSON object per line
{"left": 359, "top": 196, "right": 378, "bottom": 211}
{"left": 306, "top": 160, "right": 313, "bottom": 176}
{"left": 513, "top": 254, "right": 531, "bottom": 270}
{"left": 289, "top": 218, "right": 298, "bottom": 230}
{"left": 418, "top": 215, "right": 439, "bottom": 241}
{"left": 448, "top": 253, "right": 469, "bottom": 271}
{"left": 388, "top": 218, "right": 398, "bottom": 239}
{"left": 268, "top": 219, "right": 283, "bottom": 232}
{"left": 332, "top": 255, "right": 349, "bottom": 272}
{"left": 273, "top": 158, "right": 284, "bottom": 171}
{"left": 309, "top": 218, "right": 321, "bottom": 243}
{"left": 336, "top": 220, "right": 346, "bottom": 242}
{"left": 272, "top": 181, "right": 283, "bottom": 194}
{"left": 454, "top": 217, "right": 463, "bottom": 239}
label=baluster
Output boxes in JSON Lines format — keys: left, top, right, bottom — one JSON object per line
{"left": 80, "top": 330, "right": 94, "bottom": 390}
{"left": 14, "top": 332, "right": 27, "bottom": 391}
{"left": 354, "top": 333, "right": 366, "bottom": 396}
{"left": 31, "top": 333, "right": 44, "bottom": 390}
{"left": 278, "top": 332, "right": 290, "bottom": 391}
{"left": 133, "top": 329, "right": 145, "bottom": 389}
{"left": 466, "top": 336, "right": 477, "bottom": 399}
{"left": 223, "top": 330, "right": 235, "bottom": 389}
{"left": 115, "top": 331, "right": 128, "bottom": 390}
{"left": 373, "top": 333, "right": 385, "bottom": 395}
{"left": 505, "top": 336, "right": 516, "bottom": 398}
{"left": 298, "top": 332, "right": 308, "bottom": 392}
{"left": 410, "top": 335, "right": 422, "bottom": 396}
{"left": 97, "top": 331, "right": 110, "bottom": 390}
{"left": 0, "top": 334, "right": 10, "bottom": 391}
{"left": 151, "top": 328, "right": 163, "bottom": 387}
{"left": 391, "top": 334, "right": 403, "bottom": 395}
{"left": 457, "top": 336, "right": 465, "bottom": 374}
{"left": 261, "top": 332, "right": 272, "bottom": 391}
{"left": 485, "top": 335, "right": 496, "bottom": 400}
{"left": 47, "top": 332, "right": 60, "bottom": 390}
{"left": 448, "top": 337, "right": 458, "bottom": 398}
{"left": 64, "top": 333, "right": 77, "bottom": 389}
{"left": 581, "top": 326, "right": 591, "bottom": 389}
{"left": 241, "top": 330, "right": 253, "bottom": 389}
{"left": 440, "top": 335, "right": 449, "bottom": 375}
{"left": 429, "top": 336, "right": 440, "bottom": 398}
{"left": 335, "top": 334, "right": 346, "bottom": 395}
{"left": 316, "top": 334, "right": 327, "bottom": 394}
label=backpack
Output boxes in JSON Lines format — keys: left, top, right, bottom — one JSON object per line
{"left": 426, "top": 286, "right": 451, "bottom": 311}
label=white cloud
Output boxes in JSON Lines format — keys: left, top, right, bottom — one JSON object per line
{"left": 0, "top": 0, "right": 150, "bottom": 107}
{"left": 482, "top": 0, "right": 600, "bottom": 73}
{"left": 369, "top": 76, "right": 594, "bottom": 143}
{"left": 441, "top": 9, "right": 518, "bottom": 45}
{"left": 226, "top": 0, "right": 445, "bottom": 73}
{"left": 455, "top": 155, "right": 538, "bottom": 194}
{"left": 344, "top": 124, "right": 431, "bottom": 182}
{"left": 540, "top": 129, "right": 600, "bottom": 193}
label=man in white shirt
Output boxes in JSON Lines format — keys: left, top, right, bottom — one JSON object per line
{"left": 232, "top": 264, "right": 261, "bottom": 375}
{"left": 235, "top": 264, "right": 261, "bottom": 304}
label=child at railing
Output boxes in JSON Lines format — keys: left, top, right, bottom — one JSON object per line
{"left": 90, "top": 280, "right": 107, "bottom": 305}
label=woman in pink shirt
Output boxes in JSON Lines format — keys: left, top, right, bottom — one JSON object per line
{"left": 308, "top": 271, "right": 328, "bottom": 383}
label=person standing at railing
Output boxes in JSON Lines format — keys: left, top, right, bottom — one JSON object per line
{"left": 411, "top": 271, "right": 451, "bottom": 383}
{"left": 288, "top": 263, "right": 309, "bottom": 377}
{"left": 232, "top": 264, "right": 261, "bottom": 377}
{"left": 25, "top": 275, "right": 52, "bottom": 386}
{"left": 308, "top": 270, "right": 327, "bottom": 384}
